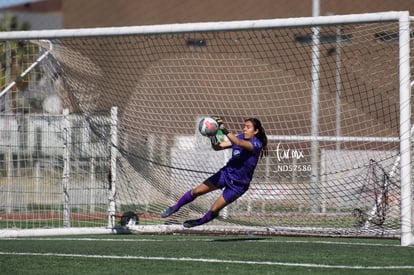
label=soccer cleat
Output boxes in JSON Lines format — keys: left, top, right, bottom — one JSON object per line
{"left": 160, "top": 206, "right": 176, "bottom": 218}
{"left": 183, "top": 219, "right": 201, "bottom": 228}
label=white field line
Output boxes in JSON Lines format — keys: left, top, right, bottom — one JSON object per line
{"left": 1, "top": 237, "right": 412, "bottom": 248}
{"left": 1, "top": 251, "right": 414, "bottom": 270}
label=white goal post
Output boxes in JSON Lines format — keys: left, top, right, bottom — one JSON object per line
{"left": 399, "top": 13, "right": 412, "bottom": 246}
{"left": 0, "top": 11, "right": 412, "bottom": 245}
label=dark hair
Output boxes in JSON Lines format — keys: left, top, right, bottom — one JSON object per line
{"left": 246, "top": 117, "right": 268, "bottom": 158}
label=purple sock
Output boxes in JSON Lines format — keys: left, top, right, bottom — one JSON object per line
{"left": 173, "top": 190, "right": 195, "bottom": 211}
{"left": 198, "top": 210, "right": 218, "bottom": 225}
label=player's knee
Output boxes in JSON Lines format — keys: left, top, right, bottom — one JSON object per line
{"left": 191, "top": 188, "right": 203, "bottom": 198}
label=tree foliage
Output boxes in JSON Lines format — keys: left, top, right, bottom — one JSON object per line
{"left": 0, "top": 14, "right": 34, "bottom": 112}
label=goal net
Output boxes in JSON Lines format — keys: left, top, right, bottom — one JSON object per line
{"left": 0, "top": 12, "right": 412, "bottom": 243}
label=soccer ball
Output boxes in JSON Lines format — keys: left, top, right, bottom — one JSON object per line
{"left": 198, "top": 117, "right": 219, "bottom": 137}
{"left": 120, "top": 211, "right": 139, "bottom": 226}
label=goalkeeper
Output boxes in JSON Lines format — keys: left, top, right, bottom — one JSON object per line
{"left": 161, "top": 117, "right": 268, "bottom": 228}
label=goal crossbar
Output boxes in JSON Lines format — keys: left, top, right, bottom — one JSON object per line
{"left": 0, "top": 11, "right": 408, "bottom": 41}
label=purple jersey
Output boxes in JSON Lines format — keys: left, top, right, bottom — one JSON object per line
{"left": 224, "top": 134, "right": 263, "bottom": 184}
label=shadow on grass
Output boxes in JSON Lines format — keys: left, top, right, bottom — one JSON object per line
{"left": 212, "top": 237, "right": 268, "bottom": 242}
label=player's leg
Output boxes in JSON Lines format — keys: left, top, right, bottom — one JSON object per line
{"left": 183, "top": 180, "right": 248, "bottom": 227}
{"left": 183, "top": 195, "right": 228, "bottom": 228}
{"left": 160, "top": 182, "right": 217, "bottom": 218}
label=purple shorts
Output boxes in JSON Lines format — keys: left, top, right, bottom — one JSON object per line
{"left": 205, "top": 169, "right": 249, "bottom": 203}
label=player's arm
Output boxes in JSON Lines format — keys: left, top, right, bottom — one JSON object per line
{"left": 225, "top": 132, "right": 254, "bottom": 151}
{"left": 212, "top": 116, "right": 254, "bottom": 151}
{"left": 210, "top": 136, "right": 232, "bottom": 151}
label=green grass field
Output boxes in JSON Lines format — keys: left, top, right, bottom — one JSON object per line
{"left": 1, "top": 234, "right": 414, "bottom": 274}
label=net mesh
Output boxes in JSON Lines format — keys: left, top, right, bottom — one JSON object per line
{"left": 0, "top": 18, "right": 412, "bottom": 237}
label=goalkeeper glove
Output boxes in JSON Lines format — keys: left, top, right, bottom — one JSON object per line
{"left": 212, "top": 116, "right": 223, "bottom": 126}
{"left": 213, "top": 116, "right": 229, "bottom": 135}
{"left": 219, "top": 124, "right": 229, "bottom": 135}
